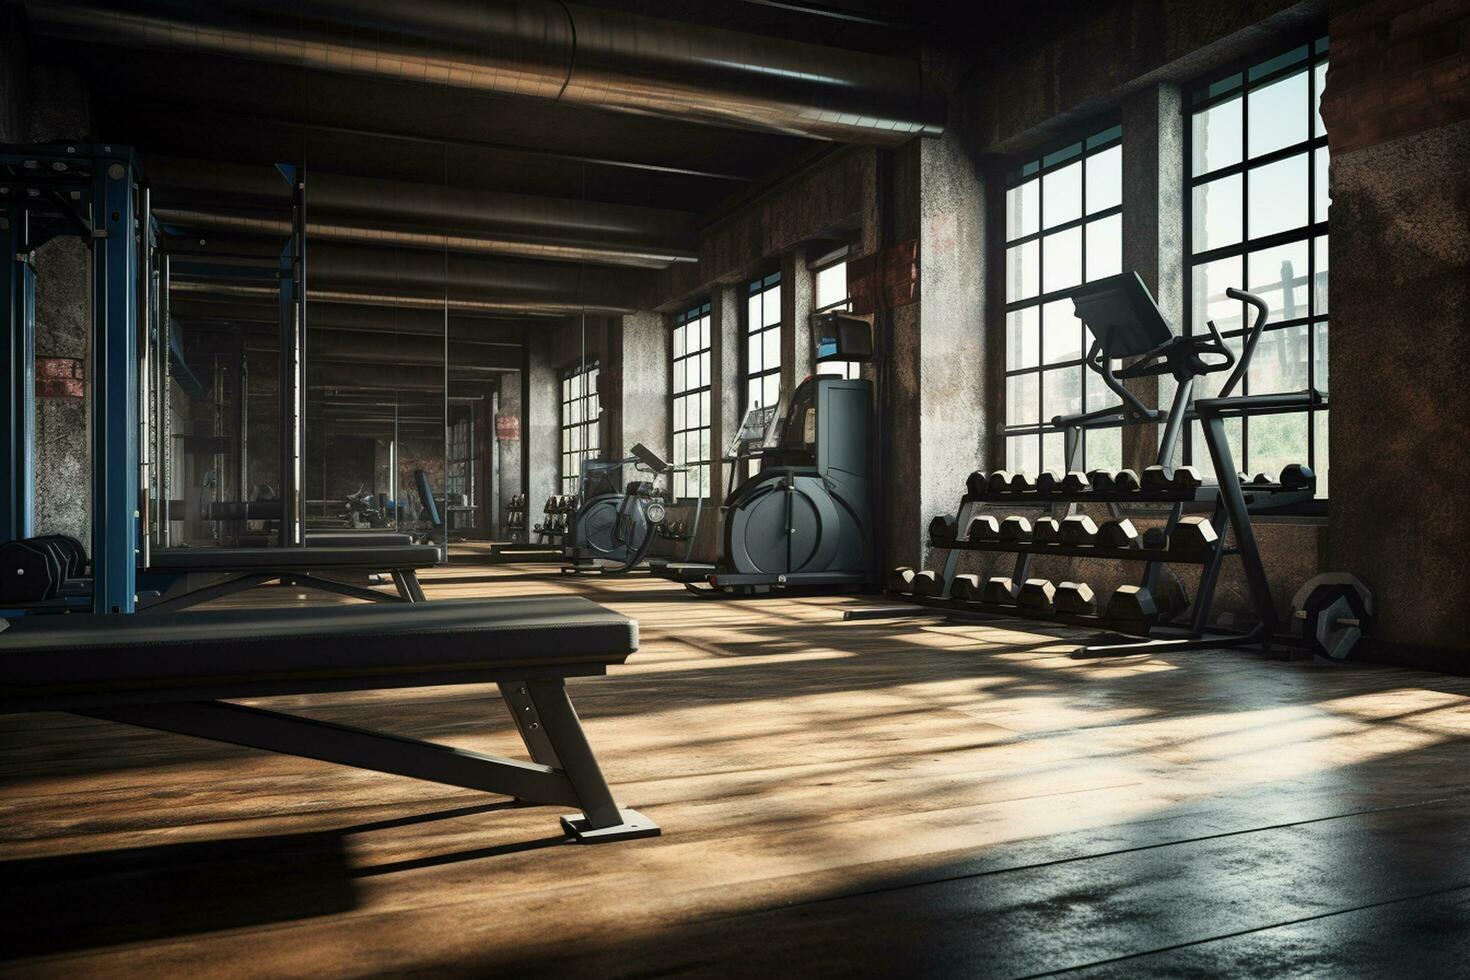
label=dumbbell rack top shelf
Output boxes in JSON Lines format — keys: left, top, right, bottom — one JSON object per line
{"left": 962, "top": 483, "right": 1314, "bottom": 508}
{"left": 931, "top": 538, "right": 1226, "bottom": 565}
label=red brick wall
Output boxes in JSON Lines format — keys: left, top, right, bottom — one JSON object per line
{"left": 1322, "top": 0, "right": 1470, "bottom": 153}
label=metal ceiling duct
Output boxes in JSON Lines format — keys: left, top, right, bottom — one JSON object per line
{"left": 148, "top": 157, "right": 700, "bottom": 268}
{"left": 170, "top": 301, "right": 530, "bottom": 340}
{"left": 25, "top": 0, "right": 943, "bottom": 143}
{"left": 169, "top": 280, "right": 635, "bottom": 317}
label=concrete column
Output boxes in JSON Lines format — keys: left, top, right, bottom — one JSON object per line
{"left": 619, "top": 311, "right": 668, "bottom": 462}
{"left": 495, "top": 373, "right": 521, "bottom": 533}
{"left": 780, "top": 250, "right": 813, "bottom": 392}
{"left": 1316, "top": 0, "right": 1470, "bottom": 666}
{"left": 884, "top": 143, "right": 923, "bottom": 570}
{"left": 916, "top": 130, "right": 988, "bottom": 568}
{"left": 525, "top": 327, "right": 558, "bottom": 507}
{"left": 28, "top": 67, "right": 92, "bottom": 551}
{"left": 1120, "top": 83, "right": 1185, "bottom": 470}
{"left": 713, "top": 285, "right": 741, "bottom": 501}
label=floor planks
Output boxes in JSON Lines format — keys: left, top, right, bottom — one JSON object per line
{"left": 2, "top": 550, "right": 1469, "bottom": 977}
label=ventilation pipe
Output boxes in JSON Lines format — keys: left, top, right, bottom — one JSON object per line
{"left": 148, "top": 157, "right": 700, "bottom": 268}
{"left": 26, "top": 0, "right": 944, "bottom": 143}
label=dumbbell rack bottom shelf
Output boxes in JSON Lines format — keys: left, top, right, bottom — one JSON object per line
{"left": 931, "top": 539, "right": 1227, "bottom": 565}
{"left": 896, "top": 593, "right": 1276, "bottom": 658}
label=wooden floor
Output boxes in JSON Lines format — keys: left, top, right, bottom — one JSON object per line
{"left": 4, "top": 549, "right": 1470, "bottom": 977}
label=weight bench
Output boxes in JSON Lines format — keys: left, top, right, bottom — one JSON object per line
{"left": 0, "top": 597, "right": 657, "bottom": 842}
{"left": 144, "top": 543, "right": 443, "bottom": 611}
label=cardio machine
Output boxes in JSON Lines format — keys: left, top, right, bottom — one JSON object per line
{"left": 563, "top": 445, "right": 703, "bottom": 575}
{"left": 659, "top": 374, "right": 873, "bottom": 595}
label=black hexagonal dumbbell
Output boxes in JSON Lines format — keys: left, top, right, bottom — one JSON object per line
{"left": 929, "top": 515, "right": 959, "bottom": 545}
{"left": 983, "top": 576, "right": 1020, "bottom": 604}
{"left": 1097, "top": 518, "right": 1142, "bottom": 549}
{"left": 1032, "top": 517, "right": 1062, "bottom": 544}
{"left": 951, "top": 574, "right": 982, "bottom": 601}
{"left": 912, "top": 570, "right": 946, "bottom": 597}
{"left": 1034, "top": 470, "right": 1063, "bottom": 494}
{"left": 1018, "top": 578, "right": 1057, "bottom": 614}
{"left": 1105, "top": 585, "right": 1159, "bottom": 631}
{"left": 1142, "top": 465, "right": 1203, "bottom": 494}
{"left": 1059, "top": 515, "right": 1099, "bottom": 546}
{"left": 1055, "top": 581, "right": 1097, "bottom": 616}
{"left": 1280, "top": 463, "right": 1315, "bottom": 491}
{"left": 1169, "top": 516, "right": 1219, "bottom": 554}
{"left": 968, "top": 515, "right": 1001, "bottom": 542}
{"left": 986, "top": 470, "right": 1013, "bottom": 495}
{"left": 888, "top": 566, "right": 917, "bottom": 593}
{"left": 999, "top": 516, "right": 1032, "bottom": 543}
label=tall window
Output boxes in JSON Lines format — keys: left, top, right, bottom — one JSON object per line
{"left": 560, "top": 361, "right": 599, "bottom": 494}
{"left": 744, "top": 271, "right": 782, "bottom": 410}
{"left": 1003, "top": 124, "right": 1124, "bottom": 476}
{"left": 813, "top": 260, "right": 861, "bottom": 380}
{"left": 1187, "top": 37, "right": 1330, "bottom": 496}
{"left": 446, "top": 403, "right": 473, "bottom": 509}
{"left": 671, "top": 301, "right": 712, "bottom": 499}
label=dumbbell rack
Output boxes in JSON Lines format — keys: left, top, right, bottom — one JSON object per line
{"left": 905, "top": 433, "right": 1318, "bottom": 657}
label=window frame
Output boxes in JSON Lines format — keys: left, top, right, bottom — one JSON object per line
{"left": 559, "top": 360, "right": 600, "bottom": 495}
{"left": 743, "top": 270, "right": 783, "bottom": 411}
{"left": 1182, "top": 34, "right": 1330, "bottom": 495}
{"left": 811, "top": 258, "right": 862, "bottom": 380}
{"left": 670, "top": 300, "right": 713, "bottom": 500}
{"left": 1000, "top": 121, "right": 1125, "bottom": 475}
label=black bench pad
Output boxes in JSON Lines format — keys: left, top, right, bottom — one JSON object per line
{"left": 0, "top": 597, "right": 637, "bottom": 710}
{"left": 147, "top": 544, "right": 442, "bottom": 572}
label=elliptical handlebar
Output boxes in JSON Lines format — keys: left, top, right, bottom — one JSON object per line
{"left": 1217, "top": 287, "right": 1269, "bottom": 398}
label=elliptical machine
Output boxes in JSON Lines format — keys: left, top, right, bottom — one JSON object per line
{"left": 659, "top": 374, "right": 873, "bottom": 595}
{"left": 563, "top": 444, "right": 703, "bottom": 575}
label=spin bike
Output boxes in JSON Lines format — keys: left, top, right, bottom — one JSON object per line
{"left": 562, "top": 444, "right": 703, "bottom": 575}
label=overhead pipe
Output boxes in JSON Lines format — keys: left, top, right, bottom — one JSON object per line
{"left": 171, "top": 298, "right": 538, "bottom": 335}
{"left": 148, "top": 158, "right": 700, "bottom": 268}
{"left": 26, "top": 0, "right": 943, "bottom": 143}
{"left": 169, "top": 279, "right": 634, "bottom": 316}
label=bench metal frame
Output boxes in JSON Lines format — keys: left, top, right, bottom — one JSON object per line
{"left": 12, "top": 668, "right": 656, "bottom": 844}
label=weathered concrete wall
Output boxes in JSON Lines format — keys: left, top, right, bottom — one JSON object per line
{"left": 496, "top": 375, "right": 521, "bottom": 536}
{"left": 656, "top": 147, "right": 880, "bottom": 312}
{"left": 524, "top": 326, "right": 559, "bottom": 512}
{"left": 1313, "top": 0, "right": 1470, "bottom": 667}
{"left": 961, "top": 0, "right": 1327, "bottom": 153}
{"left": 28, "top": 66, "right": 92, "bottom": 551}
{"left": 618, "top": 311, "right": 670, "bottom": 469}
{"left": 1120, "top": 83, "right": 1186, "bottom": 470}
{"left": 1326, "top": 121, "right": 1470, "bottom": 663}
{"left": 885, "top": 142, "right": 924, "bottom": 571}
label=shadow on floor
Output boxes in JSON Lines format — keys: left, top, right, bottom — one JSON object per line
{"left": 0, "top": 829, "right": 358, "bottom": 959}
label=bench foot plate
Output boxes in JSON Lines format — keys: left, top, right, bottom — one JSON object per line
{"left": 562, "top": 809, "right": 661, "bottom": 843}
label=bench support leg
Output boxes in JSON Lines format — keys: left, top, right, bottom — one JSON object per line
{"left": 391, "top": 569, "right": 427, "bottom": 602}
{"left": 526, "top": 679, "right": 660, "bottom": 843}
{"left": 498, "top": 681, "right": 562, "bottom": 767}
{"left": 81, "top": 700, "right": 584, "bottom": 807}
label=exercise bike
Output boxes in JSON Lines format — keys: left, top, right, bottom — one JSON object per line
{"left": 563, "top": 444, "right": 703, "bottom": 575}
{"left": 657, "top": 374, "right": 873, "bottom": 595}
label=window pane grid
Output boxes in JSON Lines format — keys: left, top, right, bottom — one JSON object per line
{"left": 560, "top": 362, "right": 600, "bottom": 494}
{"left": 1187, "top": 37, "right": 1330, "bottom": 497}
{"left": 745, "top": 271, "right": 782, "bottom": 410}
{"left": 1003, "top": 123, "right": 1123, "bottom": 473}
{"left": 672, "top": 301, "right": 712, "bottom": 499}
